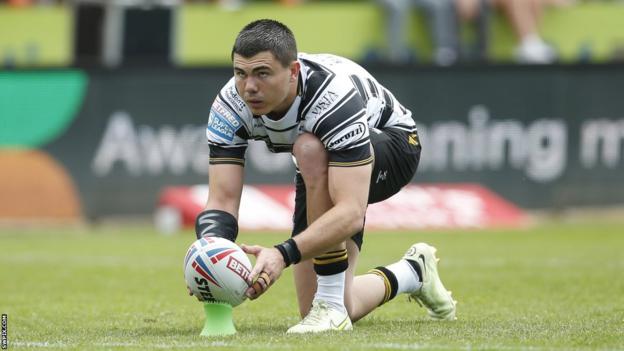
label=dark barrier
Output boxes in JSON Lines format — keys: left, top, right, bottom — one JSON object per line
{"left": 376, "top": 65, "right": 624, "bottom": 209}
{"left": 26, "top": 65, "right": 624, "bottom": 218}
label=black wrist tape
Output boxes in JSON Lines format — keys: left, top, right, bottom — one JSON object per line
{"left": 274, "top": 238, "right": 301, "bottom": 267}
{"left": 195, "top": 209, "right": 238, "bottom": 242}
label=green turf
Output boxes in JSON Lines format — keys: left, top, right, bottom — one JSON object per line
{"left": 1, "top": 220, "right": 623, "bottom": 350}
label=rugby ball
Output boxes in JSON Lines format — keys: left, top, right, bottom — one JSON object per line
{"left": 184, "top": 237, "right": 251, "bottom": 306}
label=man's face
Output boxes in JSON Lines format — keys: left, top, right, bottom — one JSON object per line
{"left": 233, "top": 51, "right": 298, "bottom": 117}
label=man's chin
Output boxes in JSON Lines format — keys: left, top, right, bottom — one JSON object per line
{"left": 249, "top": 106, "right": 270, "bottom": 116}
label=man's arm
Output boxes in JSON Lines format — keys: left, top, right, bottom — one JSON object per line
{"left": 205, "top": 163, "right": 244, "bottom": 218}
{"left": 193, "top": 163, "right": 244, "bottom": 242}
{"left": 243, "top": 162, "right": 371, "bottom": 298}
{"left": 187, "top": 163, "right": 244, "bottom": 298}
{"left": 292, "top": 163, "right": 371, "bottom": 259}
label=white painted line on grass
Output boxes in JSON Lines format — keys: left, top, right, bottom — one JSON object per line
{"left": 12, "top": 341, "right": 613, "bottom": 351}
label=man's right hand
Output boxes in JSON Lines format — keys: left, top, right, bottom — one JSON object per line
{"left": 241, "top": 244, "right": 286, "bottom": 300}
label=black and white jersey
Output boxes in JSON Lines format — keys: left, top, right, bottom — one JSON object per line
{"left": 206, "top": 53, "right": 416, "bottom": 167}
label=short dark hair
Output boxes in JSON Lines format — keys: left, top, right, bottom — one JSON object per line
{"left": 231, "top": 19, "right": 298, "bottom": 67}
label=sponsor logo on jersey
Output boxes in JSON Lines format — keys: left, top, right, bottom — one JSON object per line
{"left": 227, "top": 256, "right": 250, "bottom": 281}
{"left": 226, "top": 86, "right": 247, "bottom": 112}
{"left": 212, "top": 101, "right": 241, "bottom": 129}
{"left": 207, "top": 103, "right": 240, "bottom": 142}
{"left": 327, "top": 122, "right": 366, "bottom": 149}
{"left": 310, "top": 90, "right": 339, "bottom": 117}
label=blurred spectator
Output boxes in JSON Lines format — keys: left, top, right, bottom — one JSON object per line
{"left": 7, "top": 0, "right": 33, "bottom": 5}
{"left": 4, "top": 0, "right": 66, "bottom": 5}
{"left": 377, "top": 0, "right": 461, "bottom": 66}
{"left": 379, "top": 0, "right": 572, "bottom": 65}
{"left": 458, "top": 0, "right": 572, "bottom": 64}
{"left": 184, "top": 0, "right": 304, "bottom": 8}
{"left": 186, "top": 0, "right": 244, "bottom": 10}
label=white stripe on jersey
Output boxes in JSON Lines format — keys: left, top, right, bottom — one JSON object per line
{"left": 312, "top": 89, "right": 359, "bottom": 135}
{"left": 320, "top": 109, "right": 366, "bottom": 144}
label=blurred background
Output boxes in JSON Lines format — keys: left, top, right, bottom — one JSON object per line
{"left": 1, "top": 0, "right": 623, "bottom": 231}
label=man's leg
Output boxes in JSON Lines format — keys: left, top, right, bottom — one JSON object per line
{"left": 345, "top": 128, "right": 456, "bottom": 322}
{"left": 288, "top": 133, "right": 351, "bottom": 333}
{"left": 290, "top": 130, "right": 419, "bottom": 324}
{"left": 291, "top": 129, "right": 456, "bottom": 329}
{"left": 347, "top": 241, "right": 457, "bottom": 322}
{"left": 419, "top": 0, "right": 460, "bottom": 65}
{"left": 376, "top": 0, "right": 413, "bottom": 63}
{"left": 293, "top": 260, "right": 316, "bottom": 318}
{"left": 344, "top": 240, "right": 385, "bottom": 321}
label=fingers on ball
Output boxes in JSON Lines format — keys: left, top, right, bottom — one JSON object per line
{"left": 251, "top": 281, "right": 263, "bottom": 295}
{"left": 259, "top": 272, "right": 271, "bottom": 284}
{"left": 251, "top": 272, "right": 271, "bottom": 294}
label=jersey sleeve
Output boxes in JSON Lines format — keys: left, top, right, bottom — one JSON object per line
{"left": 206, "top": 84, "right": 250, "bottom": 166}
{"left": 208, "top": 144, "right": 246, "bottom": 166}
{"left": 302, "top": 75, "right": 372, "bottom": 167}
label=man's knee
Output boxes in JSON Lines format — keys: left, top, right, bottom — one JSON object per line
{"left": 293, "top": 133, "right": 328, "bottom": 182}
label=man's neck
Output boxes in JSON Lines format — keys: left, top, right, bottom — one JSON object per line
{"left": 265, "top": 75, "right": 300, "bottom": 120}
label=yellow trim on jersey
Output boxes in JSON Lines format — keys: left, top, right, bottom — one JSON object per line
{"left": 408, "top": 133, "right": 420, "bottom": 146}
{"left": 209, "top": 157, "right": 245, "bottom": 165}
{"left": 313, "top": 254, "right": 348, "bottom": 265}
{"left": 314, "top": 249, "right": 348, "bottom": 263}
{"left": 315, "top": 249, "right": 347, "bottom": 260}
{"left": 328, "top": 155, "right": 374, "bottom": 168}
{"left": 325, "top": 249, "right": 348, "bottom": 255}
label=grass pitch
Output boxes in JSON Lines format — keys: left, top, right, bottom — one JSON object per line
{"left": 1, "top": 219, "right": 623, "bottom": 350}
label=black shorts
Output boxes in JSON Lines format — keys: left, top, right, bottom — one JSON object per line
{"left": 291, "top": 127, "right": 422, "bottom": 251}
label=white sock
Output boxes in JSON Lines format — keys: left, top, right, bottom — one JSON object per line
{"left": 386, "top": 260, "right": 422, "bottom": 295}
{"left": 313, "top": 271, "right": 346, "bottom": 312}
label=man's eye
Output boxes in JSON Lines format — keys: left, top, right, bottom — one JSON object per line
{"left": 235, "top": 71, "right": 246, "bottom": 78}
{"left": 258, "top": 71, "right": 269, "bottom": 78}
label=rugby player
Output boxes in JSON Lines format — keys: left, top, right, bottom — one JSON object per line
{"left": 194, "top": 19, "right": 456, "bottom": 333}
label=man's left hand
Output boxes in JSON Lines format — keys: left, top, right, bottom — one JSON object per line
{"left": 240, "top": 244, "right": 286, "bottom": 300}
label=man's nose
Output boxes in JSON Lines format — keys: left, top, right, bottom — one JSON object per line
{"left": 244, "top": 77, "right": 258, "bottom": 93}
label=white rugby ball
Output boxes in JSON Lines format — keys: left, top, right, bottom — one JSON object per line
{"left": 184, "top": 237, "right": 251, "bottom": 306}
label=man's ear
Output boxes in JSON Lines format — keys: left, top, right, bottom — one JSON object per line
{"left": 289, "top": 61, "right": 300, "bottom": 82}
